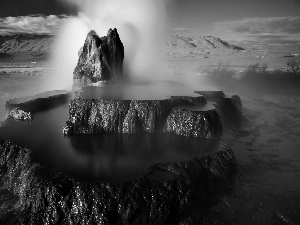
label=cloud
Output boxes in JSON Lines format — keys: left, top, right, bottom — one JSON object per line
{"left": 0, "top": 0, "right": 73, "bottom": 17}
{"left": 0, "top": 15, "right": 71, "bottom": 36}
{"left": 214, "top": 16, "right": 300, "bottom": 46}
{"left": 214, "top": 17, "right": 300, "bottom": 35}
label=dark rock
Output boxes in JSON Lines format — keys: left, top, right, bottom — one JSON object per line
{"left": 171, "top": 95, "right": 207, "bottom": 106}
{"left": 164, "top": 106, "right": 223, "bottom": 138}
{"left": 66, "top": 90, "right": 243, "bottom": 135}
{"left": 231, "top": 94, "right": 242, "bottom": 108}
{"left": 194, "top": 91, "right": 243, "bottom": 127}
{"left": 73, "top": 29, "right": 124, "bottom": 87}
{"left": 65, "top": 97, "right": 222, "bottom": 137}
{"left": 5, "top": 90, "right": 70, "bottom": 114}
{"left": 0, "top": 140, "right": 237, "bottom": 225}
{"left": 213, "top": 97, "right": 243, "bottom": 127}
{"left": 7, "top": 109, "right": 32, "bottom": 121}
{"left": 122, "top": 100, "right": 174, "bottom": 134}
{"left": 66, "top": 98, "right": 131, "bottom": 134}
{"left": 179, "top": 214, "right": 225, "bottom": 225}
{"left": 66, "top": 98, "right": 180, "bottom": 135}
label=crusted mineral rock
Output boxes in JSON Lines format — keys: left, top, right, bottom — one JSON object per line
{"left": 7, "top": 109, "right": 32, "bottom": 121}
{"left": 194, "top": 91, "right": 243, "bottom": 127}
{"left": 66, "top": 99, "right": 131, "bottom": 134}
{"left": 0, "top": 140, "right": 237, "bottom": 225}
{"left": 65, "top": 98, "right": 180, "bottom": 135}
{"left": 215, "top": 97, "right": 243, "bottom": 127}
{"left": 164, "top": 106, "right": 223, "bottom": 138}
{"left": 64, "top": 97, "right": 223, "bottom": 137}
{"left": 73, "top": 29, "right": 124, "bottom": 87}
{"left": 65, "top": 90, "right": 243, "bottom": 136}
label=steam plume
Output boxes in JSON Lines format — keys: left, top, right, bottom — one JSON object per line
{"left": 49, "top": 0, "right": 169, "bottom": 89}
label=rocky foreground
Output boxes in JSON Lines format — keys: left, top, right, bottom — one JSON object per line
{"left": 0, "top": 139, "right": 236, "bottom": 225}
{"left": 0, "top": 89, "right": 243, "bottom": 224}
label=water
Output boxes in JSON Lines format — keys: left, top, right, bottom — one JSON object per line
{"left": 176, "top": 104, "right": 215, "bottom": 111}
{"left": 221, "top": 94, "right": 300, "bottom": 224}
{"left": 81, "top": 80, "right": 200, "bottom": 100}
{"left": 0, "top": 72, "right": 53, "bottom": 120}
{"left": 1, "top": 74, "right": 300, "bottom": 222}
{"left": 0, "top": 100, "right": 220, "bottom": 183}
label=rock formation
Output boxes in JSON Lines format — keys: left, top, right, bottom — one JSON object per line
{"left": 63, "top": 96, "right": 223, "bottom": 138}
{"left": 7, "top": 109, "right": 32, "bottom": 121}
{"left": 0, "top": 140, "right": 237, "bottom": 225}
{"left": 165, "top": 106, "right": 223, "bottom": 138}
{"left": 73, "top": 29, "right": 124, "bottom": 87}
{"left": 63, "top": 91, "right": 244, "bottom": 137}
{"left": 194, "top": 91, "right": 243, "bottom": 127}
{"left": 0, "top": 89, "right": 243, "bottom": 224}
{"left": 0, "top": 26, "right": 245, "bottom": 223}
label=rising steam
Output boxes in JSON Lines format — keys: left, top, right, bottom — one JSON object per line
{"left": 49, "top": 0, "right": 169, "bottom": 90}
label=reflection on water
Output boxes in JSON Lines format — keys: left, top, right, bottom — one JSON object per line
{"left": 0, "top": 102, "right": 220, "bottom": 183}
{"left": 176, "top": 104, "right": 215, "bottom": 111}
{"left": 81, "top": 80, "right": 200, "bottom": 100}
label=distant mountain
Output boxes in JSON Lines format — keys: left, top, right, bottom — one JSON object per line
{"left": 0, "top": 34, "right": 55, "bottom": 53}
{"left": 0, "top": 33, "right": 245, "bottom": 54}
{"left": 0, "top": 33, "right": 246, "bottom": 63}
{"left": 166, "top": 34, "right": 245, "bottom": 51}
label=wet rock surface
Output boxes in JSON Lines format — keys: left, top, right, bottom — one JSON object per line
{"left": 0, "top": 140, "right": 237, "bottom": 225}
{"left": 67, "top": 87, "right": 243, "bottom": 136}
{"left": 6, "top": 109, "right": 32, "bottom": 122}
{"left": 0, "top": 82, "right": 243, "bottom": 224}
{"left": 165, "top": 106, "right": 223, "bottom": 138}
{"left": 194, "top": 91, "right": 243, "bottom": 127}
{"left": 73, "top": 29, "right": 124, "bottom": 87}
{"left": 64, "top": 96, "right": 222, "bottom": 137}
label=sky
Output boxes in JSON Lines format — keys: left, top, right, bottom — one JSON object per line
{"left": 0, "top": 0, "right": 299, "bottom": 48}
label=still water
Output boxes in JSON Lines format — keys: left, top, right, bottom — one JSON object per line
{"left": 0, "top": 100, "right": 220, "bottom": 183}
{"left": 1, "top": 76, "right": 300, "bottom": 223}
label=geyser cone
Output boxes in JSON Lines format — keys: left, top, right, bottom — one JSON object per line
{"left": 73, "top": 28, "right": 124, "bottom": 88}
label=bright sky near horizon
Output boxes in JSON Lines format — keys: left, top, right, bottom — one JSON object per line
{"left": 0, "top": 0, "right": 299, "bottom": 48}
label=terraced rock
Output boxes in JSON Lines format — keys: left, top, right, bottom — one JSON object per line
{"left": 194, "top": 91, "right": 243, "bottom": 127}
{"left": 0, "top": 140, "right": 237, "bottom": 225}
{"left": 165, "top": 105, "right": 223, "bottom": 138}
{"left": 64, "top": 96, "right": 222, "bottom": 137}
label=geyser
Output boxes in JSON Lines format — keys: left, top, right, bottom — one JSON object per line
{"left": 0, "top": 1, "right": 246, "bottom": 223}
{"left": 50, "top": 0, "right": 168, "bottom": 90}
{"left": 0, "top": 36, "right": 243, "bottom": 223}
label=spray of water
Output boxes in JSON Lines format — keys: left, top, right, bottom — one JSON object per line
{"left": 47, "top": 0, "right": 217, "bottom": 96}
{"left": 48, "top": 0, "right": 170, "bottom": 90}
